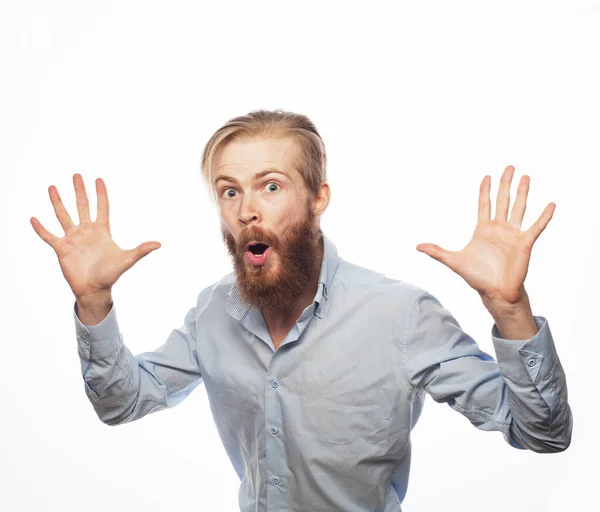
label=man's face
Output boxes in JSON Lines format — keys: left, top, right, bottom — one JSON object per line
{"left": 214, "top": 136, "right": 324, "bottom": 310}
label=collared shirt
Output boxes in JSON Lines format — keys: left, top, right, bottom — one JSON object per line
{"left": 73, "top": 235, "right": 572, "bottom": 512}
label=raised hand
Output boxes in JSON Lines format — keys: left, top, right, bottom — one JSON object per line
{"left": 416, "top": 165, "right": 555, "bottom": 307}
{"left": 31, "top": 174, "right": 161, "bottom": 301}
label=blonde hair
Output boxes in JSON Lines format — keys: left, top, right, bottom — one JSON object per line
{"left": 200, "top": 109, "right": 327, "bottom": 201}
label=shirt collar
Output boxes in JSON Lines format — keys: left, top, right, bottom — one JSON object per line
{"left": 226, "top": 233, "right": 340, "bottom": 321}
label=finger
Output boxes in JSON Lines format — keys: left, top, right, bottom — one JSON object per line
{"left": 416, "top": 243, "right": 458, "bottom": 272}
{"left": 494, "top": 165, "right": 515, "bottom": 222}
{"left": 525, "top": 202, "right": 556, "bottom": 246}
{"left": 478, "top": 175, "right": 491, "bottom": 222}
{"left": 95, "top": 178, "right": 110, "bottom": 226}
{"left": 508, "top": 175, "right": 530, "bottom": 228}
{"left": 123, "top": 241, "right": 162, "bottom": 271}
{"left": 48, "top": 185, "right": 75, "bottom": 233}
{"left": 30, "top": 217, "right": 60, "bottom": 248}
{"left": 73, "top": 173, "right": 91, "bottom": 224}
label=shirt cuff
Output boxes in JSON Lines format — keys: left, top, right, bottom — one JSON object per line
{"left": 74, "top": 300, "right": 122, "bottom": 362}
{"left": 491, "top": 316, "right": 556, "bottom": 385}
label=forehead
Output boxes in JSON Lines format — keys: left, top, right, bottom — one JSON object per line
{"left": 214, "top": 136, "right": 300, "bottom": 177}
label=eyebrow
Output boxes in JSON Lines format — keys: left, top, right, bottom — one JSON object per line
{"left": 214, "top": 167, "right": 291, "bottom": 185}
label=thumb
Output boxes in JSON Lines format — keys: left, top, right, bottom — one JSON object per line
{"left": 416, "top": 243, "right": 458, "bottom": 271}
{"left": 124, "top": 241, "right": 161, "bottom": 270}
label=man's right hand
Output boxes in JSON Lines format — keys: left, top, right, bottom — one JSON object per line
{"left": 31, "top": 174, "right": 161, "bottom": 315}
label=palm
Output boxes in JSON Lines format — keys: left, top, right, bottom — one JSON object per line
{"left": 54, "top": 224, "right": 128, "bottom": 297}
{"left": 31, "top": 174, "right": 161, "bottom": 299}
{"left": 417, "top": 166, "right": 555, "bottom": 305}
{"left": 454, "top": 221, "right": 533, "bottom": 303}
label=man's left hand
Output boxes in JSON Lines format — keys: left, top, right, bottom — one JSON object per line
{"left": 416, "top": 165, "right": 555, "bottom": 310}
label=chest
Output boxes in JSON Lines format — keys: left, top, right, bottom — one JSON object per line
{"left": 196, "top": 314, "right": 411, "bottom": 438}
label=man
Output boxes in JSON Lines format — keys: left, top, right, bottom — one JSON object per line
{"left": 31, "top": 110, "right": 572, "bottom": 512}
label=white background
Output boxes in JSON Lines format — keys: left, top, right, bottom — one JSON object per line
{"left": 1, "top": 1, "right": 598, "bottom": 511}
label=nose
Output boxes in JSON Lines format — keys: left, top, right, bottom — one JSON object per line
{"left": 238, "top": 192, "right": 260, "bottom": 226}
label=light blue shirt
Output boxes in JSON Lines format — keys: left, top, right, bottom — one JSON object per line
{"left": 74, "top": 235, "right": 572, "bottom": 512}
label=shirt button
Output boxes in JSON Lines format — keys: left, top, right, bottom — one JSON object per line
{"left": 272, "top": 477, "right": 281, "bottom": 485}
{"left": 270, "top": 427, "right": 278, "bottom": 435}
{"left": 271, "top": 380, "right": 279, "bottom": 388}
{"left": 527, "top": 359, "right": 536, "bottom": 367}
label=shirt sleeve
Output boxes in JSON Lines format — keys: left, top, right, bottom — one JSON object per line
{"left": 74, "top": 300, "right": 203, "bottom": 426}
{"left": 403, "top": 291, "right": 572, "bottom": 453}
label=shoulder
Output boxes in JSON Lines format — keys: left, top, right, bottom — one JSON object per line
{"left": 331, "top": 258, "right": 430, "bottom": 312}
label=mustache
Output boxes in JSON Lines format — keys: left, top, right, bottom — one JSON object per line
{"left": 234, "top": 226, "right": 281, "bottom": 252}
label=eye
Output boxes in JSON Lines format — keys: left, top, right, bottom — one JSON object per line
{"left": 222, "top": 188, "right": 237, "bottom": 199}
{"left": 265, "top": 182, "right": 280, "bottom": 193}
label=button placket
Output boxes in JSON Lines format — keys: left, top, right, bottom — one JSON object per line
{"left": 265, "top": 346, "right": 291, "bottom": 504}
{"left": 265, "top": 371, "right": 286, "bottom": 501}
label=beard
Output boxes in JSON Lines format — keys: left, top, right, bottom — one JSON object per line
{"left": 222, "top": 208, "right": 323, "bottom": 312}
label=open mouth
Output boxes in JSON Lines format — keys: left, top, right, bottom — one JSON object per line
{"left": 247, "top": 242, "right": 270, "bottom": 255}
{"left": 245, "top": 241, "right": 271, "bottom": 266}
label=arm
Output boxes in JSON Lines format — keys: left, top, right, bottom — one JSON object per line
{"left": 30, "top": 173, "right": 191, "bottom": 423}
{"left": 74, "top": 298, "right": 203, "bottom": 426}
{"left": 414, "top": 165, "right": 571, "bottom": 450}
{"left": 404, "top": 291, "right": 571, "bottom": 452}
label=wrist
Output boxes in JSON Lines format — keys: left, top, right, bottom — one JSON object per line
{"left": 482, "top": 294, "right": 531, "bottom": 321}
{"left": 483, "top": 293, "right": 539, "bottom": 340}
{"left": 76, "top": 289, "right": 113, "bottom": 326}
{"left": 76, "top": 286, "right": 112, "bottom": 304}
{"left": 480, "top": 284, "right": 529, "bottom": 317}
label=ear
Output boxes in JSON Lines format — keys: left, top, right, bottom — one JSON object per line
{"left": 312, "top": 182, "right": 331, "bottom": 217}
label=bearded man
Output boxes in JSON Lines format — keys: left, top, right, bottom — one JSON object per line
{"left": 31, "top": 110, "right": 572, "bottom": 512}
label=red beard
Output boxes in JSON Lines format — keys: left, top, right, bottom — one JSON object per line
{"left": 222, "top": 209, "right": 323, "bottom": 311}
